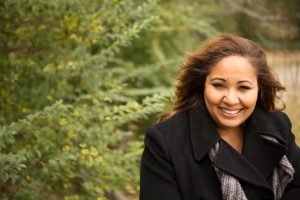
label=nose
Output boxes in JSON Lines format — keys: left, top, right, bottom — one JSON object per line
{"left": 223, "top": 91, "right": 239, "bottom": 105}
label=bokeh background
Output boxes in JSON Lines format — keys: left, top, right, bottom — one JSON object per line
{"left": 0, "top": 0, "right": 299, "bottom": 199}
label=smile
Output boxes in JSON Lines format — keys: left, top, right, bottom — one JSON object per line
{"left": 219, "top": 108, "right": 243, "bottom": 116}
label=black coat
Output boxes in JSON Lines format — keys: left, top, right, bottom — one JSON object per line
{"left": 140, "top": 106, "right": 300, "bottom": 200}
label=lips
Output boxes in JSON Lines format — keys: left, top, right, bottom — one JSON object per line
{"left": 219, "top": 107, "right": 243, "bottom": 118}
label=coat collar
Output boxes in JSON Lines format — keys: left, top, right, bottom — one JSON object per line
{"left": 247, "top": 107, "right": 286, "bottom": 144}
{"left": 189, "top": 105, "right": 220, "bottom": 161}
{"left": 189, "top": 105, "right": 287, "bottom": 190}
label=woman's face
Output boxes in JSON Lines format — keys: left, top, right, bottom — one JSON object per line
{"left": 204, "top": 55, "right": 259, "bottom": 130}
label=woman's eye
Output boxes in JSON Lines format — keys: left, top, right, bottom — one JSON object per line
{"left": 212, "top": 83, "right": 225, "bottom": 88}
{"left": 239, "top": 86, "right": 251, "bottom": 90}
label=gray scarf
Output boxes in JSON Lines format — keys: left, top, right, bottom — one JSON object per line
{"left": 208, "top": 135, "right": 294, "bottom": 200}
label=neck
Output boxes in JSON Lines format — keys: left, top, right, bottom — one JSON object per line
{"left": 217, "top": 126, "right": 244, "bottom": 153}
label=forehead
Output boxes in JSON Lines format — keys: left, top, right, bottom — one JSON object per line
{"left": 207, "top": 55, "right": 257, "bottom": 80}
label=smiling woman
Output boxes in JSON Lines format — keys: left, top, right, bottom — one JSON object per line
{"left": 140, "top": 34, "right": 300, "bottom": 200}
{"left": 204, "top": 55, "right": 259, "bottom": 153}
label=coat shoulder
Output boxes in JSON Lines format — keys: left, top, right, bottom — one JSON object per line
{"left": 268, "top": 111, "right": 292, "bottom": 140}
{"left": 146, "top": 109, "right": 191, "bottom": 152}
{"left": 150, "top": 109, "right": 190, "bottom": 136}
{"left": 269, "top": 111, "right": 292, "bottom": 129}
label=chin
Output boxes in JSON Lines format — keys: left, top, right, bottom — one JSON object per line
{"left": 218, "top": 119, "right": 244, "bottom": 129}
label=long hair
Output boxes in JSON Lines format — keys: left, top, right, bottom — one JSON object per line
{"left": 160, "top": 34, "right": 285, "bottom": 120}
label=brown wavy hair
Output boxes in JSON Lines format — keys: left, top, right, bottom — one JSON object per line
{"left": 160, "top": 34, "right": 285, "bottom": 120}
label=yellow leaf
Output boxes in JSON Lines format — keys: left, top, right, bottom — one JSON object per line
{"left": 43, "top": 64, "right": 53, "bottom": 72}
{"left": 87, "top": 156, "right": 93, "bottom": 166}
{"left": 57, "top": 63, "right": 64, "bottom": 70}
{"left": 63, "top": 183, "right": 70, "bottom": 189}
{"left": 90, "top": 147, "right": 98, "bottom": 156}
{"left": 59, "top": 118, "right": 68, "bottom": 126}
{"left": 67, "top": 61, "right": 75, "bottom": 68}
{"left": 22, "top": 107, "right": 28, "bottom": 113}
{"left": 81, "top": 148, "right": 90, "bottom": 155}
{"left": 67, "top": 131, "right": 75, "bottom": 139}
{"left": 63, "top": 145, "right": 71, "bottom": 152}
{"left": 47, "top": 95, "right": 53, "bottom": 101}
{"left": 73, "top": 110, "right": 80, "bottom": 116}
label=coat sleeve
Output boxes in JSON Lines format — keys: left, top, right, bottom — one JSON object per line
{"left": 277, "top": 113, "right": 300, "bottom": 199}
{"left": 140, "top": 127, "right": 182, "bottom": 200}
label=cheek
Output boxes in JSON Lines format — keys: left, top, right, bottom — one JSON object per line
{"left": 242, "top": 91, "right": 258, "bottom": 107}
{"left": 204, "top": 87, "right": 222, "bottom": 106}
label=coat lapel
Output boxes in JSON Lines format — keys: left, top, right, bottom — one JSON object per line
{"left": 212, "top": 140, "right": 273, "bottom": 190}
{"left": 189, "top": 105, "right": 220, "bottom": 161}
{"left": 242, "top": 107, "right": 287, "bottom": 179}
{"left": 189, "top": 105, "right": 287, "bottom": 191}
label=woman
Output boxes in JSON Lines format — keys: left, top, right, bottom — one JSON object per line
{"left": 140, "top": 34, "right": 300, "bottom": 200}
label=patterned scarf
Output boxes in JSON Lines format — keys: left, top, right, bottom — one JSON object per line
{"left": 208, "top": 135, "right": 294, "bottom": 200}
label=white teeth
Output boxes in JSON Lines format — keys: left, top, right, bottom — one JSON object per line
{"left": 221, "top": 109, "right": 241, "bottom": 114}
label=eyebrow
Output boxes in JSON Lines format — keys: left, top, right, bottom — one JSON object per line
{"left": 210, "top": 77, "right": 253, "bottom": 85}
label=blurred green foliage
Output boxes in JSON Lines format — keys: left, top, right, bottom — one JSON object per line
{"left": 0, "top": 0, "right": 167, "bottom": 199}
{"left": 0, "top": 0, "right": 299, "bottom": 199}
